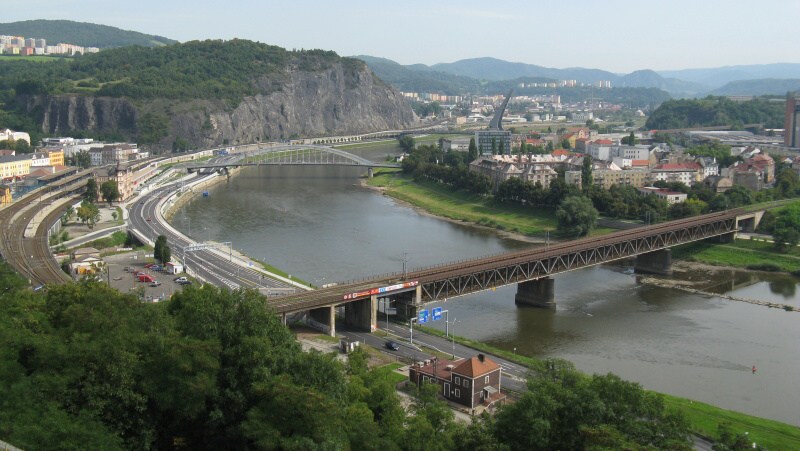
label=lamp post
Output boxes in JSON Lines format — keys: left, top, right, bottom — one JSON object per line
{"left": 410, "top": 317, "right": 417, "bottom": 345}
{"left": 451, "top": 318, "right": 459, "bottom": 359}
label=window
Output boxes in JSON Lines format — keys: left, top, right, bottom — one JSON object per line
{"left": 463, "top": 379, "right": 469, "bottom": 387}
{"left": 455, "top": 376, "right": 460, "bottom": 385}
{"left": 485, "top": 376, "right": 490, "bottom": 384}
{"left": 454, "top": 389, "right": 460, "bottom": 398}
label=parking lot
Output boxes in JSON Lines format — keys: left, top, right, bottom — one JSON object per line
{"left": 105, "top": 252, "right": 193, "bottom": 302}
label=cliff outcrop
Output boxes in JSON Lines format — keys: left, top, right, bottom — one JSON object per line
{"left": 23, "top": 60, "right": 415, "bottom": 148}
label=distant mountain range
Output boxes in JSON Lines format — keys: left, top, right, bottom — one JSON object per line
{"left": 0, "top": 19, "right": 176, "bottom": 48}
{"left": 355, "top": 56, "right": 800, "bottom": 98}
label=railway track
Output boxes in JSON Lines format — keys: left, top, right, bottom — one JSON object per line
{"left": 266, "top": 209, "right": 743, "bottom": 313}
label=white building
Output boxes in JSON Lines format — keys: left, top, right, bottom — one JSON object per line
{"left": 1, "top": 129, "right": 31, "bottom": 144}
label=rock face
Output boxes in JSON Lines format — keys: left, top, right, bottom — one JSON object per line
{"left": 25, "top": 61, "right": 416, "bottom": 148}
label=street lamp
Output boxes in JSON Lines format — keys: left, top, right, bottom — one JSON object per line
{"left": 451, "top": 318, "right": 459, "bottom": 359}
{"left": 409, "top": 316, "right": 417, "bottom": 345}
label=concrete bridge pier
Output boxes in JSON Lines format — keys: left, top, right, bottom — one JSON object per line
{"left": 367, "top": 167, "right": 374, "bottom": 178}
{"left": 392, "top": 286, "right": 422, "bottom": 321}
{"left": 344, "top": 295, "right": 377, "bottom": 332}
{"left": 308, "top": 306, "right": 336, "bottom": 337}
{"left": 635, "top": 249, "right": 673, "bottom": 275}
{"left": 515, "top": 277, "right": 555, "bottom": 308}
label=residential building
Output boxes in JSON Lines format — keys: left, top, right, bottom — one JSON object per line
{"left": 409, "top": 354, "right": 505, "bottom": 410}
{"left": 0, "top": 184, "right": 11, "bottom": 205}
{"left": 567, "top": 167, "right": 648, "bottom": 190}
{"left": 728, "top": 153, "right": 775, "bottom": 191}
{"left": 638, "top": 187, "right": 687, "bottom": 204}
{"left": 649, "top": 162, "right": 703, "bottom": 186}
{"left": 475, "top": 130, "right": 512, "bottom": 155}
{"left": 69, "top": 247, "right": 104, "bottom": 278}
{"left": 46, "top": 149, "right": 65, "bottom": 166}
{"left": 0, "top": 154, "right": 33, "bottom": 181}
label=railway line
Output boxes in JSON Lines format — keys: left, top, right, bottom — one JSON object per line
{"left": 0, "top": 169, "right": 94, "bottom": 286}
{"left": 265, "top": 209, "right": 743, "bottom": 314}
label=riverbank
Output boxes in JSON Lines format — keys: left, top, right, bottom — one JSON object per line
{"left": 366, "top": 171, "right": 613, "bottom": 243}
{"left": 416, "top": 324, "right": 800, "bottom": 450}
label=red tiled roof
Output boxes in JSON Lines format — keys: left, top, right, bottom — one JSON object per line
{"left": 631, "top": 160, "right": 650, "bottom": 167}
{"left": 552, "top": 149, "right": 571, "bottom": 157}
{"left": 592, "top": 139, "right": 613, "bottom": 145}
{"left": 453, "top": 354, "right": 500, "bottom": 378}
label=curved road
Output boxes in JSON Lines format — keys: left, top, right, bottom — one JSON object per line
{"left": 128, "top": 177, "right": 301, "bottom": 295}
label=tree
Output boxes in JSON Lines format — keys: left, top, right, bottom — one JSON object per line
{"left": 72, "top": 150, "right": 91, "bottom": 169}
{"left": 622, "top": 131, "right": 636, "bottom": 146}
{"left": 581, "top": 156, "right": 593, "bottom": 192}
{"left": 84, "top": 178, "right": 98, "bottom": 202}
{"left": 556, "top": 195, "right": 598, "bottom": 237}
{"left": 153, "top": 235, "right": 171, "bottom": 264}
{"left": 468, "top": 137, "right": 478, "bottom": 161}
{"left": 398, "top": 135, "right": 415, "bottom": 152}
{"left": 100, "top": 181, "right": 120, "bottom": 206}
{"left": 498, "top": 140, "right": 505, "bottom": 156}
{"left": 76, "top": 200, "right": 100, "bottom": 229}
{"left": 771, "top": 202, "right": 800, "bottom": 252}
{"left": 62, "top": 205, "right": 75, "bottom": 225}
{"left": 491, "top": 138, "right": 497, "bottom": 155}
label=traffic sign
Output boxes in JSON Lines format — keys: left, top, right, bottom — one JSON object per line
{"left": 432, "top": 307, "right": 442, "bottom": 321}
{"left": 418, "top": 309, "right": 429, "bottom": 324}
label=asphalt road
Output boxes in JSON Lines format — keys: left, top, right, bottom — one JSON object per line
{"left": 128, "top": 178, "right": 300, "bottom": 294}
{"left": 337, "top": 320, "right": 529, "bottom": 394}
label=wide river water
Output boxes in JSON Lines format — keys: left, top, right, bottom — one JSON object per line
{"left": 172, "top": 162, "right": 800, "bottom": 426}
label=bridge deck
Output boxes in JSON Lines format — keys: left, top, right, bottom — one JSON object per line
{"left": 267, "top": 209, "right": 742, "bottom": 314}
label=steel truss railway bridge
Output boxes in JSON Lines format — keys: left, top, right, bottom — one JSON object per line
{"left": 186, "top": 144, "right": 400, "bottom": 175}
{"left": 267, "top": 208, "right": 765, "bottom": 336}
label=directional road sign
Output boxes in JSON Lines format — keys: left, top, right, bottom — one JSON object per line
{"left": 432, "top": 307, "right": 443, "bottom": 321}
{"left": 418, "top": 309, "right": 429, "bottom": 324}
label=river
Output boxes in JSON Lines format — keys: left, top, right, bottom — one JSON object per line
{"left": 172, "top": 162, "right": 800, "bottom": 426}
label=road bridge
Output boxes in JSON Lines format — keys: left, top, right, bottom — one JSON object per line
{"left": 267, "top": 209, "right": 754, "bottom": 336}
{"left": 186, "top": 144, "right": 400, "bottom": 175}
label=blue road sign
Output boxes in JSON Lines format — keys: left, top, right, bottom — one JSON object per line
{"left": 418, "top": 309, "right": 429, "bottom": 324}
{"left": 432, "top": 307, "right": 442, "bottom": 321}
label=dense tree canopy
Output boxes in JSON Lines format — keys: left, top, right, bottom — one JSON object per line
{"left": 645, "top": 96, "right": 784, "bottom": 130}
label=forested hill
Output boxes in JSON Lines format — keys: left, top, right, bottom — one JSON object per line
{"left": 0, "top": 39, "right": 352, "bottom": 101}
{"left": 645, "top": 96, "right": 785, "bottom": 130}
{"left": 0, "top": 39, "right": 415, "bottom": 148}
{"left": 0, "top": 20, "right": 176, "bottom": 48}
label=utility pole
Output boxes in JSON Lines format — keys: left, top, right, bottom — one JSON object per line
{"left": 402, "top": 252, "right": 408, "bottom": 279}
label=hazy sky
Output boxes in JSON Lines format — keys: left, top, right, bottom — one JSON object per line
{"left": 5, "top": 0, "right": 799, "bottom": 73}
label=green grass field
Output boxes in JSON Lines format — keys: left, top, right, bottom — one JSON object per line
{"left": 662, "top": 395, "right": 800, "bottom": 450}
{"left": 368, "top": 172, "right": 557, "bottom": 236}
{"left": 672, "top": 239, "right": 800, "bottom": 273}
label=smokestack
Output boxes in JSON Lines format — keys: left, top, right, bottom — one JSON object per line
{"left": 477, "top": 354, "right": 485, "bottom": 362}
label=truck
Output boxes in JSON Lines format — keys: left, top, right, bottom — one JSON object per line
{"left": 138, "top": 274, "right": 155, "bottom": 283}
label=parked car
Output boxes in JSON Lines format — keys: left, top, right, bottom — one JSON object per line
{"left": 144, "top": 263, "right": 155, "bottom": 269}
{"left": 177, "top": 280, "right": 192, "bottom": 286}
{"left": 385, "top": 341, "right": 400, "bottom": 351}
{"left": 151, "top": 265, "right": 163, "bottom": 272}
{"left": 174, "top": 276, "right": 188, "bottom": 283}
{"left": 138, "top": 274, "right": 155, "bottom": 283}
{"left": 150, "top": 281, "right": 162, "bottom": 287}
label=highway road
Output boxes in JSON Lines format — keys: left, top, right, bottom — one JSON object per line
{"left": 128, "top": 176, "right": 301, "bottom": 295}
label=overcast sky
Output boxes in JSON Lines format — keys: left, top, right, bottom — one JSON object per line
{"left": 5, "top": 0, "right": 799, "bottom": 73}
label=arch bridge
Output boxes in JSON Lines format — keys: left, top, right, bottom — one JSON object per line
{"left": 186, "top": 144, "right": 400, "bottom": 173}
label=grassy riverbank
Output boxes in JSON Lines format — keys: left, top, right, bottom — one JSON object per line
{"left": 415, "top": 324, "right": 800, "bottom": 449}
{"left": 368, "top": 171, "right": 558, "bottom": 237}
{"left": 672, "top": 239, "right": 800, "bottom": 273}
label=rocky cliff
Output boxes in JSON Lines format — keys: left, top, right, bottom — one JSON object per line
{"left": 23, "top": 60, "right": 416, "bottom": 148}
